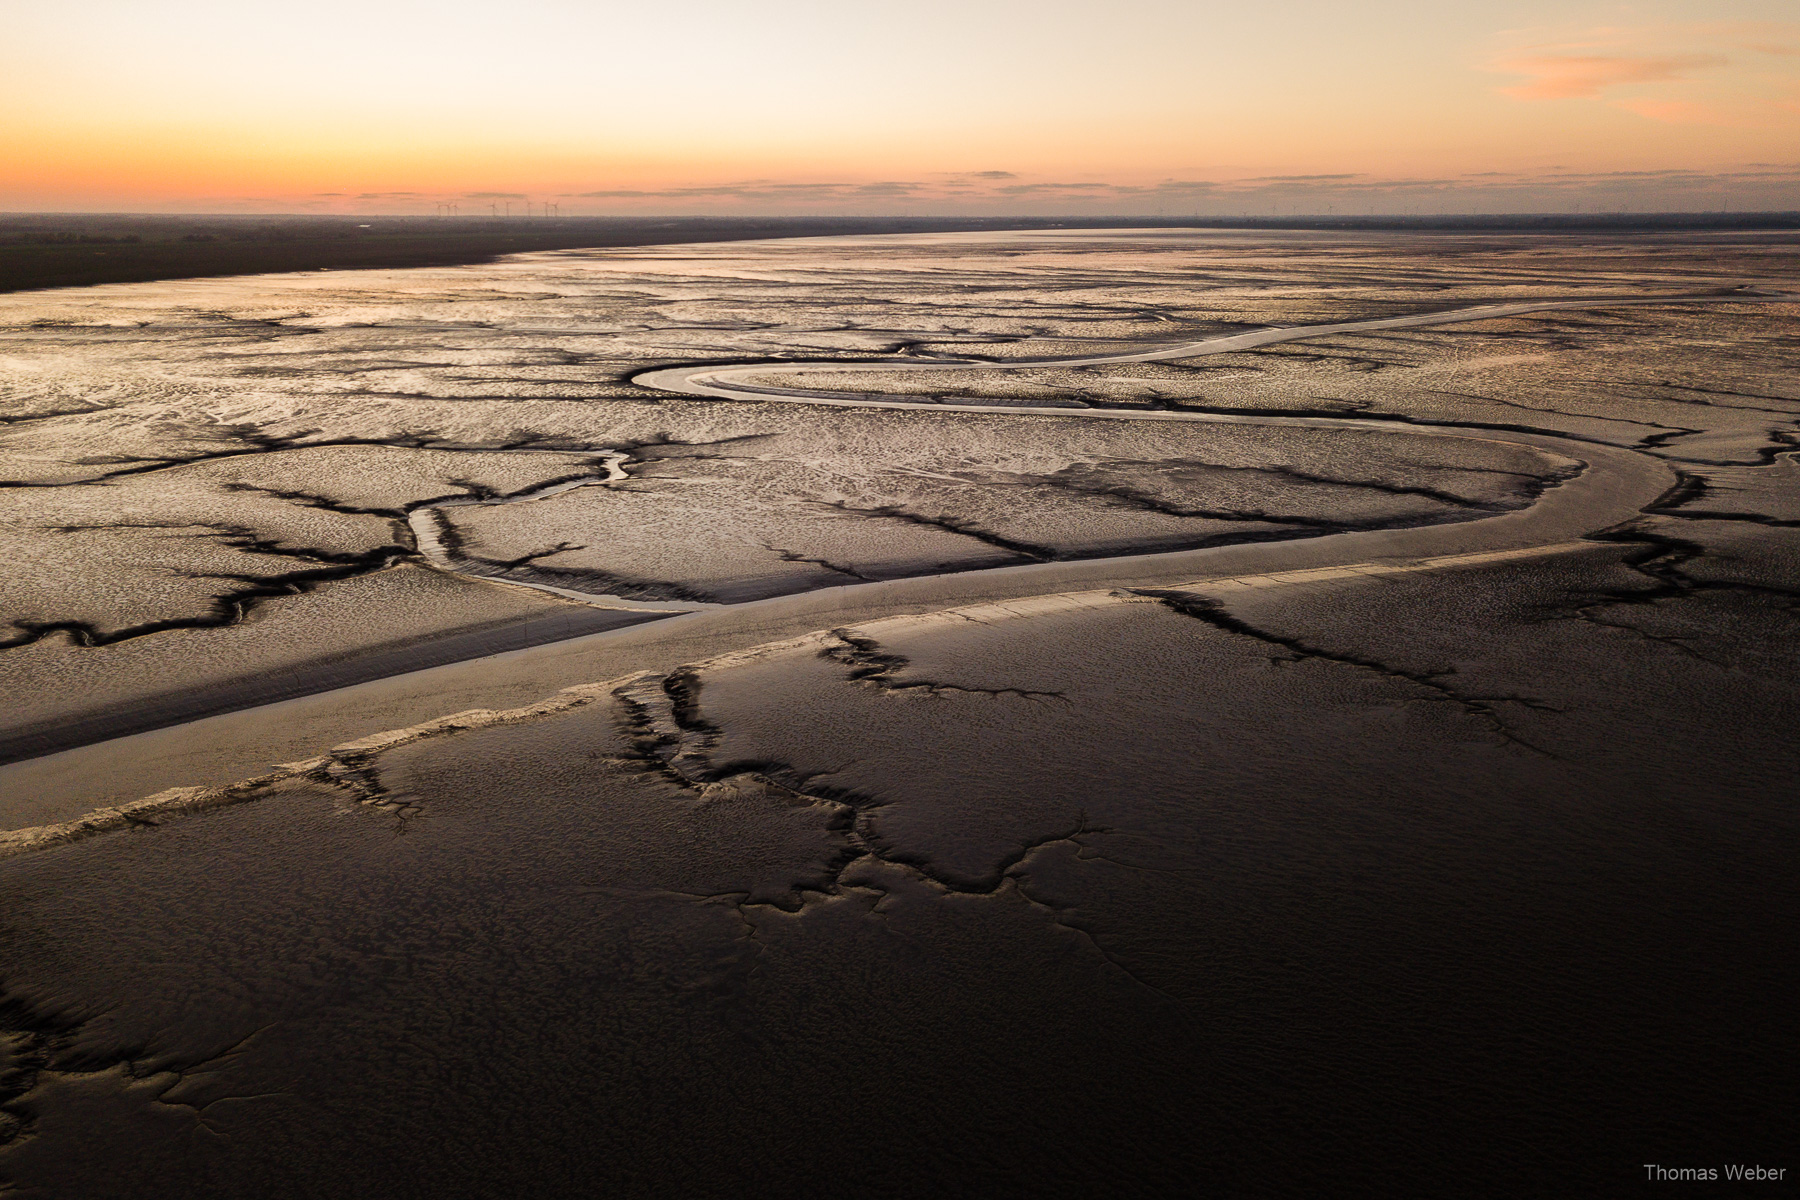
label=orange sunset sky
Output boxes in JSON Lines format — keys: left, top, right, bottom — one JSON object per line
{"left": 5, "top": 0, "right": 1798, "bottom": 214}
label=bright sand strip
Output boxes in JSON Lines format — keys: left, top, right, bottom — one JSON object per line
{"left": 0, "top": 538, "right": 1596, "bottom": 859}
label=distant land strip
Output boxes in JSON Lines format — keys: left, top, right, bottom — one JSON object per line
{"left": 3, "top": 212, "right": 1798, "bottom": 294}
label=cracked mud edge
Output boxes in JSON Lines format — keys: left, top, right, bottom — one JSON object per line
{"left": 0, "top": 425, "right": 764, "bottom": 490}
{"left": 0, "top": 679, "right": 630, "bottom": 858}
{"left": 0, "top": 537, "right": 1596, "bottom": 861}
{"left": 23, "top": 296, "right": 1775, "bottom": 652}
{"left": 991, "top": 455, "right": 1582, "bottom": 532}
{"left": 1130, "top": 590, "right": 1562, "bottom": 755}
{"left": 1, "top": 437, "right": 739, "bottom": 649}
{"left": 1641, "top": 466, "right": 1800, "bottom": 528}
{"left": 819, "top": 627, "right": 1068, "bottom": 702}
{"left": 813, "top": 463, "right": 1565, "bottom": 575}
{"left": 0, "top": 988, "right": 287, "bottom": 1156}
{"left": 603, "top": 657, "right": 1165, "bottom": 996}
{"left": 633, "top": 290, "right": 1800, "bottom": 469}
{"left": 0, "top": 432, "right": 1570, "bottom": 652}
{"left": 633, "top": 290, "right": 1798, "bottom": 410}
{"left": 0, "top": 698, "right": 1146, "bottom": 1157}
{"left": 0, "top": 537, "right": 417, "bottom": 651}
{"left": 1536, "top": 518, "right": 1800, "bottom": 663}
{"left": 404, "top": 457, "right": 721, "bottom": 609}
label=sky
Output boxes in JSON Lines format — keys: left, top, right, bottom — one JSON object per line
{"left": 4, "top": 0, "right": 1797, "bottom": 214}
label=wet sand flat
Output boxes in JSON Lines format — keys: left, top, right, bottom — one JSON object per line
{"left": 2, "top": 229, "right": 1796, "bottom": 1196}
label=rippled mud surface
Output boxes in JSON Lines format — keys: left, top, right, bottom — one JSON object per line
{"left": 2, "top": 230, "right": 1797, "bottom": 1195}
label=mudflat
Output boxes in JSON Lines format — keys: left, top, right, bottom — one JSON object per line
{"left": 1, "top": 228, "right": 1795, "bottom": 1196}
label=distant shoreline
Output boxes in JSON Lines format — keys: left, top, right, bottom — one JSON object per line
{"left": 4, "top": 211, "right": 1797, "bottom": 294}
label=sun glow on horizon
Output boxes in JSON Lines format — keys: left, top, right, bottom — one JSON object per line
{"left": 7, "top": 0, "right": 1798, "bottom": 214}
